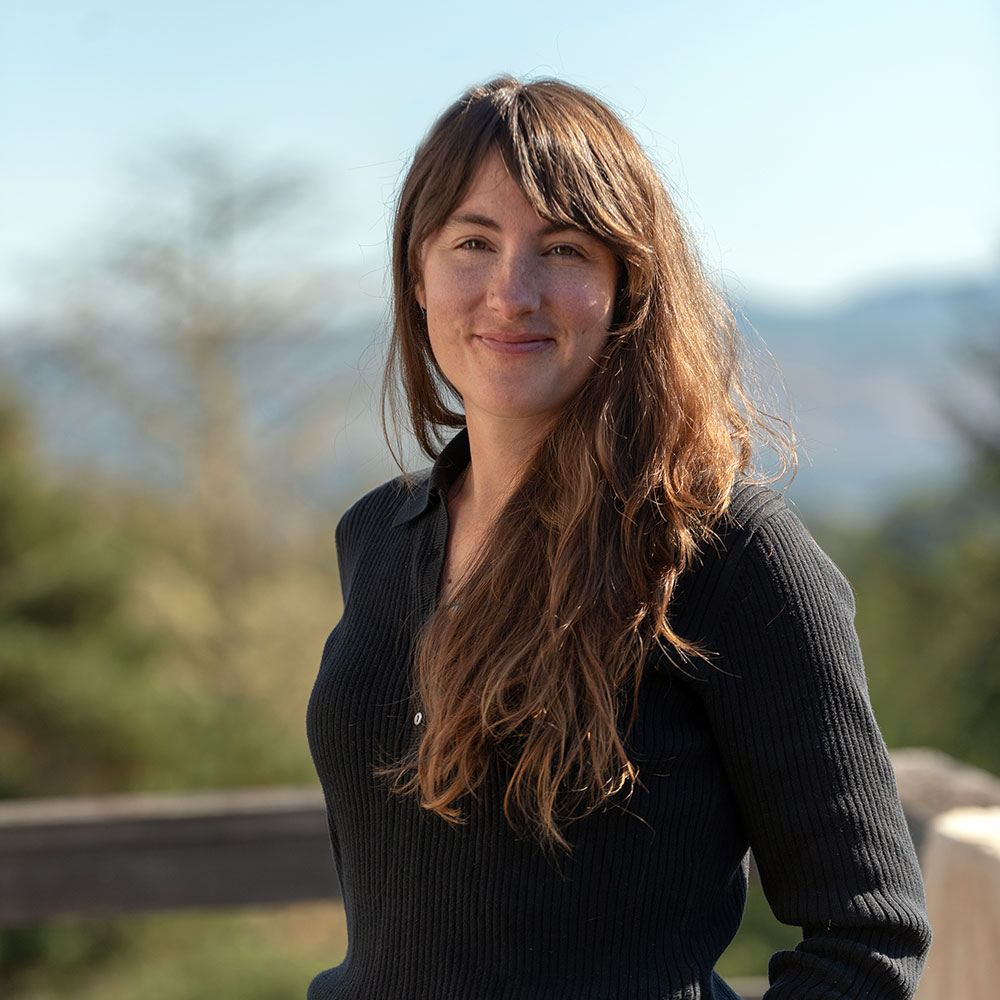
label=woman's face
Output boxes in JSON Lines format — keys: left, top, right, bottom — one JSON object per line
{"left": 415, "top": 151, "right": 618, "bottom": 434}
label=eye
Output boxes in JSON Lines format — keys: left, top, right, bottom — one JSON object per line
{"left": 548, "top": 244, "right": 582, "bottom": 258}
{"left": 458, "top": 237, "right": 490, "bottom": 251}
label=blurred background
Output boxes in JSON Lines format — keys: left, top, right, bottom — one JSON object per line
{"left": 1, "top": 1, "right": 997, "bottom": 997}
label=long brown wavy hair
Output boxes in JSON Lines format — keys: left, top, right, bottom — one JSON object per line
{"left": 382, "top": 76, "right": 792, "bottom": 848}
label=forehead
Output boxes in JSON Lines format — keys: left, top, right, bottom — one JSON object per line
{"left": 447, "top": 151, "right": 531, "bottom": 214}
{"left": 440, "top": 150, "right": 575, "bottom": 234}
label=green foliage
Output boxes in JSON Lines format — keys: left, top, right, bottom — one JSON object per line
{"left": 815, "top": 336, "right": 1000, "bottom": 776}
{"left": 0, "top": 391, "right": 327, "bottom": 800}
{"left": 0, "top": 397, "right": 165, "bottom": 798}
{"left": 717, "top": 878, "right": 800, "bottom": 980}
{"left": 0, "top": 921, "right": 126, "bottom": 989}
{"left": 723, "top": 329, "right": 1000, "bottom": 978}
{"left": 1, "top": 139, "right": 345, "bottom": 997}
{"left": 0, "top": 393, "right": 338, "bottom": 994}
{"left": 2, "top": 908, "right": 347, "bottom": 1000}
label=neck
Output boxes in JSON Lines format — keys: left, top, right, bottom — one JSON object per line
{"left": 456, "top": 412, "right": 549, "bottom": 519}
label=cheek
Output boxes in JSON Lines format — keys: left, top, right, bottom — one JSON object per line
{"left": 554, "top": 259, "right": 614, "bottom": 310}
{"left": 564, "top": 278, "right": 616, "bottom": 332}
{"left": 421, "top": 263, "right": 469, "bottom": 316}
{"left": 425, "top": 324, "right": 463, "bottom": 389}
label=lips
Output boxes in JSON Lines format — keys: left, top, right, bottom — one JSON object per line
{"left": 475, "top": 334, "right": 554, "bottom": 355}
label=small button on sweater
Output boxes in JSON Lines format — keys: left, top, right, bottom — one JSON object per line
{"left": 306, "top": 431, "right": 930, "bottom": 999}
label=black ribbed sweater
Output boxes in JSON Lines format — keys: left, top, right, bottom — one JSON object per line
{"left": 306, "top": 433, "right": 930, "bottom": 999}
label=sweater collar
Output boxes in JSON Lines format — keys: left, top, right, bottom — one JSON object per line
{"left": 391, "top": 429, "right": 471, "bottom": 527}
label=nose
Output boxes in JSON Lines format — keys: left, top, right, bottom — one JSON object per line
{"left": 487, "top": 252, "right": 541, "bottom": 320}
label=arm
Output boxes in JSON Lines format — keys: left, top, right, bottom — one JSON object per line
{"left": 702, "top": 501, "right": 930, "bottom": 998}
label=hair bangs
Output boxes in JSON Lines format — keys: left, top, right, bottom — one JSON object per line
{"left": 498, "top": 92, "right": 649, "bottom": 259}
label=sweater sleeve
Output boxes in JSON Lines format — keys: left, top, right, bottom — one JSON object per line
{"left": 700, "top": 500, "right": 931, "bottom": 999}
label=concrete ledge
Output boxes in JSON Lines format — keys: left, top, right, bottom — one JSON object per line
{"left": 914, "top": 807, "right": 1000, "bottom": 999}
{"left": 891, "top": 748, "right": 1000, "bottom": 854}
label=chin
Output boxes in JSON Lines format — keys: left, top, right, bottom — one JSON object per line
{"left": 477, "top": 394, "right": 560, "bottom": 421}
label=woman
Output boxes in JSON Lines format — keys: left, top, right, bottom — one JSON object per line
{"left": 307, "top": 76, "right": 930, "bottom": 999}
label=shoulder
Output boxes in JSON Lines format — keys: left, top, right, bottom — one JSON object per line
{"left": 662, "top": 481, "right": 866, "bottom": 715}
{"left": 336, "top": 469, "right": 431, "bottom": 544}
{"left": 675, "top": 479, "right": 852, "bottom": 641}
{"left": 719, "top": 478, "right": 844, "bottom": 588}
{"left": 724, "top": 478, "right": 852, "bottom": 605}
{"left": 724, "top": 477, "right": 788, "bottom": 529}
{"left": 719, "top": 478, "right": 820, "bottom": 554}
{"left": 333, "top": 469, "right": 432, "bottom": 594}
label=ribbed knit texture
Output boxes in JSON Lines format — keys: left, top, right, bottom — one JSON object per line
{"left": 306, "top": 433, "right": 931, "bottom": 999}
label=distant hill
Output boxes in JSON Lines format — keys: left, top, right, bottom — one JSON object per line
{"left": 1, "top": 275, "right": 996, "bottom": 521}
{"left": 733, "top": 276, "right": 998, "bottom": 519}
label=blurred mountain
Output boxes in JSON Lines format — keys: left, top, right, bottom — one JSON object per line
{"left": 734, "top": 276, "right": 999, "bottom": 519}
{"left": 1, "top": 275, "right": 997, "bottom": 521}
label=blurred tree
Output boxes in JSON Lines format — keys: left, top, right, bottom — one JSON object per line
{"left": 0, "top": 394, "right": 163, "bottom": 797}
{"left": 0, "top": 143, "right": 352, "bottom": 804}
{"left": 0, "top": 393, "right": 154, "bottom": 986}
{"left": 0, "top": 182, "right": 348, "bottom": 981}
{"left": 20, "top": 142, "right": 348, "bottom": 690}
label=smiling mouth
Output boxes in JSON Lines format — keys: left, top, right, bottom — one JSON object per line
{"left": 475, "top": 335, "right": 553, "bottom": 355}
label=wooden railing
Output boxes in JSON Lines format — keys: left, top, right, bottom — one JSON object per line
{"left": 0, "top": 786, "right": 337, "bottom": 923}
{"left": 2, "top": 748, "right": 999, "bottom": 1000}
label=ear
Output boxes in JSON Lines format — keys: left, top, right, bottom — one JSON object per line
{"left": 414, "top": 280, "right": 426, "bottom": 309}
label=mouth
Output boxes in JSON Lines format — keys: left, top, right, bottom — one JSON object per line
{"left": 475, "top": 334, "right": 554, "bottom": 355}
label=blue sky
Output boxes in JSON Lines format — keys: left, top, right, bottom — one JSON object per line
{"left": 2, "top": 0, "right": 997, "bottom": 319}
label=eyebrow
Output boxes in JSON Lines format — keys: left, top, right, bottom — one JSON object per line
{"left": 445, "top": 212, "right": 578, "bottom": 237}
